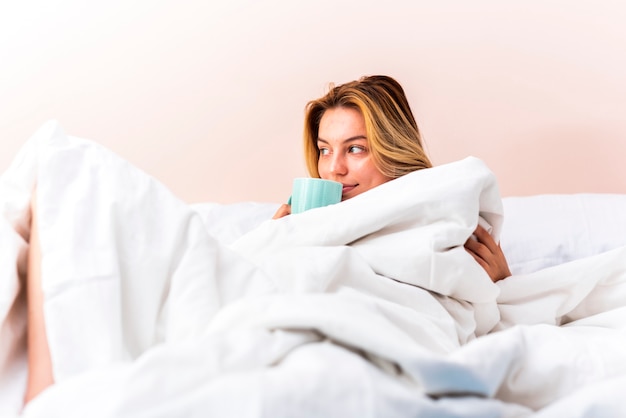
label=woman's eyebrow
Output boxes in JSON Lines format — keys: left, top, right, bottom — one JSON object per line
{"left": 317, "top": 135, "right": 367, "bottom": 144}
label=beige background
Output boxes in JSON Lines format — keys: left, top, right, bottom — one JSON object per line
{"left": 1, "top": 0, "right": 625, "bottom": 204}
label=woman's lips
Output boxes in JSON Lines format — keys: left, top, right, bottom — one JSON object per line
{"left": 342, "top": 184, "right": 356, "bottom": 195}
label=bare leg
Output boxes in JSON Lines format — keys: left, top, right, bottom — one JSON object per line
{"left": 24, "top": 195, "right": 54, "bottom": 404}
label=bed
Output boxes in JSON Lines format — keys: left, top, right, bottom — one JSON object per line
{"left": 2, "top": 121, "right": 626, "bottom": 417}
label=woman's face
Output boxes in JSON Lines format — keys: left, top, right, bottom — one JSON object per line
{"left": 317, "top": 107, "right": 392, "bottom": 200}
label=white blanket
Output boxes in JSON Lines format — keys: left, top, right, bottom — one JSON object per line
{"left": 1, "top": 121, "right": 625, "bottom": 417}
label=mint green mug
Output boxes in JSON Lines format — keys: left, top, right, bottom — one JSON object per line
{"left": 289, "top": 178, "right": 342, "bottom": 214}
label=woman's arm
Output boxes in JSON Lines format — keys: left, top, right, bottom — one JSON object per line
{"left": 464, "top": 224, "right": 512, "bottom": 282}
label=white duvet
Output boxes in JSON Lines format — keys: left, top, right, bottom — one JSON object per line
{"left": 1, "top": 121, "right": 625, "bottom": 417}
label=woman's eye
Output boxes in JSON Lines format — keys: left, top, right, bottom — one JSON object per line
{"left": 319, "top": 147, "right": 330, "bottom": 156}
{"left": 348, "top": 145, "right": 365, "bottom": 154}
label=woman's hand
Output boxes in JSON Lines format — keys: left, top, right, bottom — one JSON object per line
{"left": 272, "top": 203, "right": 291, "bottom": 219}
{"left": 464, "top": 224, "right": 512, "bottom": 283}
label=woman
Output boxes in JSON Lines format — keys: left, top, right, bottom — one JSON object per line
{"left": 273, "top": 75, "right": 510, "bottom": 281}
{"left": 23, "top": 75, "right": 511, "bottom": 405}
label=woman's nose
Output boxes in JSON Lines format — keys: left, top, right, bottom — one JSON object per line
{"left": 329, "top": 155, "right": 347, "bottom": 175}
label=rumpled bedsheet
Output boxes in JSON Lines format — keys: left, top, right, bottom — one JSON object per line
{"left": 1, "top": 121, "right": 625, "bottom": 417}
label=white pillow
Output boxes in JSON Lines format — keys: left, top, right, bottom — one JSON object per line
{"left": 500, "top": 194, "right": 626, "bottom": 275}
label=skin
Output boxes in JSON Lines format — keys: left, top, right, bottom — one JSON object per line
{"left": 273, "top": 107, "right": 392, "bottom": 218}
{"left": 465, "top": 224, "right": 511, "bottom": 283}
{"left": 315, "top": 107, "right": 393, "bottom": 199}
{"left": 273, "top": 106, "right": 511, "bottom": 283}
{"left": 24, "top": 193, "right": 54, "bottom": 404}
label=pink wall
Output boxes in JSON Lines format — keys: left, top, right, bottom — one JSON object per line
{"left": 2, "top": 1, "right": 625, "bottom": 203}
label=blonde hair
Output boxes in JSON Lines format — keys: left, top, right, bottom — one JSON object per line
{"left": 303, "top": 75, "right": 432, "bottom": 178}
